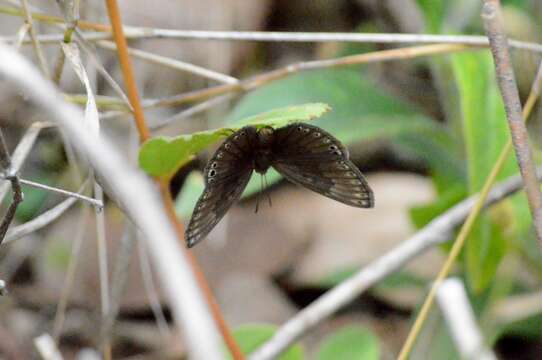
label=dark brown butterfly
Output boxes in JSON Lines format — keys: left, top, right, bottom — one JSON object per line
{"left": 185, "top": 123, "right": 374, "bottom": 247}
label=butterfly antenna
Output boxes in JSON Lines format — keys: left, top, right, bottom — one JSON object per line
{"left": 263, "top": 174, "right": 272, "bottom": 207}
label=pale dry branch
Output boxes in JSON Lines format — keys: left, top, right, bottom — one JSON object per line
{"left": 250, "top": 169, "right": 542, "bottom": 359}
{"left": 96, "top": 40, "right": 238, "bottom": 84}
{"left": 11, "top": 177, "right": 103, "bottom": 208}
{"left": 0, "top": 122, "right": 48, "bottom": 203}
{"left": 2, "top": 27, "right": 542, "bottom": 54}
{"left": 0, "top": 127, "right": 23, "bottom": 245}
{"left": 0, "top": 41, "right": 223, "bottom": 359}
{"left": 436, "top": 278, "right": 496, "bottom": 360}
{"left": 19, "top": 0, "right": 50, "bottom": 78}
{"left": 482, "top": 0, "right": 542, "bottom": 248}
{"left": 4, "top": 185, "right": 82, "bottom": 244}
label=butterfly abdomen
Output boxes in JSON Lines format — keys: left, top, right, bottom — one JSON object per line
{"left": 253, "top": 126, "right": 275, "bottom": 174}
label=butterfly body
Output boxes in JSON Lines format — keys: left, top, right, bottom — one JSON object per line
{"left": 186, "top": 123, "right": 374, "bottom": 247}
{"left": 253, "top": 126, "right": 275, "bottom": 174}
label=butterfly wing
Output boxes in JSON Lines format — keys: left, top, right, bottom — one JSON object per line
{"left": 271, "top": 123, "right": 374, "bottom": 208}
{"left": 185, "top": 126, "right": 257, "bottom": 247}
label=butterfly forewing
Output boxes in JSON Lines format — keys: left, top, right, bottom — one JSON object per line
{"left": 271, "top": 123, "right": 374, "bottom": 208}
{"left": 185, "top": 126, "right": 257, "bottom": 247}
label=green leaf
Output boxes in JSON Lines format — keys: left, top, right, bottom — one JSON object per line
{"left": 417, "top": 0, "right": 445, "bottom": 32}
{"left": 394, "top": 128, "right": 465, "bottom": 195}
{"left": 138, "top": 103, "right": 330, "bottom": 178}
{"left": 236, "top": 102, "right": 330, "bottom": 126}
{"left": 452, "top": 52, "right": 523, "bottom": 292}
{"left": 316, "top": 326, "right": 380, "bottom": 360}
{"left": 226, "top": 324, "right": 303, "bottom": 360}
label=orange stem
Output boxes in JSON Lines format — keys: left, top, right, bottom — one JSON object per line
{"left": 103, "top": 0, "right": 149, "bottom": 141}
{"left": 159, "top": 182, "right": 246, "bottom": 360}
{"left": 103, "top": 1, "right": 244, "bottom": 359}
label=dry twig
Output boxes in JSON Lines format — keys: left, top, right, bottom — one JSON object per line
{"left": 437, "top": 278, "right": 496, "bottom": 360}
{"left": 0, "top": 128, "right": 24, "bottom": 246}
{"left": 482, "top": 0, "right": 542, "bottom": 246}
{"left": 250, "top": 168, "right": 542, "bottom": 359}
{"left": 0, "top": 41, "right": 223, "bottom": 359}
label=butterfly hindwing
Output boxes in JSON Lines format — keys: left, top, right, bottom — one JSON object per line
{"left": 271, "top": 123, "right": 374, "bottom": 208}
{"left": 185, "top": 126, "right": 257, "bottom": 247}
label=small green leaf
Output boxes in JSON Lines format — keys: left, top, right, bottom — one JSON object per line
{"left": 236, "top": 102, "right": 330, "bottom": 126}
{"left": 226, "top": 324, "right": 303, "bottom": 360}
{"left": 316, "top": 326, "right": 380, "bottom": 360}
{"left": 452, "top": 52, "right": 521, "bottom": 292}
{"left": 138, "top": 103, "right": 329, "bottom": 178}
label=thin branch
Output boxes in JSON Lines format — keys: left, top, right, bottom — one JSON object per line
{"left": 0, "top": 122, "right": 47, "bottom": 203}
{"left": 137, "top": 237, "right": 172, "bottom": 338}
{"left": 94, "top": 182, "right": 110, "bottom": 359}
{"left": 150, "top": 94, "right": 235, "bottom": 130}
{"left": 10, "top": 177, "right": 103, "bottom": 208}
{"left": 0, "top": 127, "right": 24, "bottom": 246}
{"left": 51, "top": 0, "right": 79, "bottom": 84}
{"left": 147, "top": 43, "right": 474, "bottom": 110}
{"left": 67, "top": 43, "right": 476, "bottom": 115}
{"left": 0, "top": 175, "right": 22, "bottom": 246}
{"left": 492, "top": 289, "right": 542, "bottom": 324}
{"left": 0, "top": 7, "right": 541, "bottom": 54}
{"left": 14, "top": 23, "right": 30, "bottom": 50}
{"left": 52, "top": 204, "right": 88, "bottom": 341}
{"left": 249, "top": 168, "right": 542, "bottom": 360}
{"left": 34, "top": 333, "right": 63, "bottom": 360}
{"left": 100, "top": 224, "right": 136, "bottom": 349}
{"left": 104, "top": 0, "right": 149, "bottom": 141}
{"left": 3, "top": 183, "right": 86, "bottom": 245}
{"left": 482, "top": 0, "right": 542, "bottom": 246}
{"left": 18, "top": 0, "right": 50, "bottom": 78}
{"left": 96, "top": 40, "right": 239, "bottom": 84}
{"left": 0, "top": 41, "right": 224, "bottom": 359}
{"left": 74, "top": 30, "right": 133, "bottom": 111}
{"left": 436, "top": 278, "right": 496, "bottom": 360}
{"left": 0, "top": 279, "right": 6, "bottom": 296}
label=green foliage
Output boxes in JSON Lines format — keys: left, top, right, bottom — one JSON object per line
{"left": 452, "top": 52, "right": 528, "bottom": 293}
{"left": 226, "top": 324, "right": 303, "bottom": 360}
{"left": 316, "top": 326, "right": 380, "bottom": 360}
{"left": 138, "top": 103, "right": 330, "bottom": 178}
{"left": 417, "top": 0, "right": 445, "bottom": 32}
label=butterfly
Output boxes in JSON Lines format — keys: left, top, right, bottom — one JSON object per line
{"left": 185, "top": 122, "right": 374, "bottom": 247}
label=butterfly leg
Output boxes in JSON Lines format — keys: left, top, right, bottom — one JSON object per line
{"left": 263, "top": 174, "right": 272, "bottom": 207}
{"left": 254, "top": 175, "right": 264, "bottom": 213}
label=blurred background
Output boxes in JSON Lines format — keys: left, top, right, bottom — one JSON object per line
{"left": 2, "top": 0, "right": 542, "bottom": 359}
